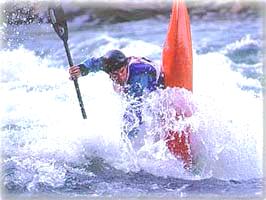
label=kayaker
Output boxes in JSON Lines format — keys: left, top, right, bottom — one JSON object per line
{"left": 68, "top": 49, "right": 165, "bottom": 138}
{"left": 69, "top": 49, "right": 164, "bottom": 96}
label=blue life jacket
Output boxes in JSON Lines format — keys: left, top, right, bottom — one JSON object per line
{"left": 79, "top": 56, "right": 164, "bottom": 98}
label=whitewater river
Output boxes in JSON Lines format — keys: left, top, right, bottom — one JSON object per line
{"left": 1, "top": 5, "right": 264, "bottom": 200}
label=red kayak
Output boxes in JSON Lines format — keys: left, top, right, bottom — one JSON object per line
{"left": 162, "top": 0, "right": 193, "bottom": 169}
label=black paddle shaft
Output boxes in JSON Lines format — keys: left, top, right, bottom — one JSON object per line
{"left": 48, "top": 6, "right": 87, "bottom": 119}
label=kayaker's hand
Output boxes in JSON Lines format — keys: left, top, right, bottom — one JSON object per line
{"left": 69, "top": 65, "right": 81, "bottom": 80}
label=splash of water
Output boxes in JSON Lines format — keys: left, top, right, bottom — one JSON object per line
{"left": 1, "top": 47, "right": 263, "bottom": 191}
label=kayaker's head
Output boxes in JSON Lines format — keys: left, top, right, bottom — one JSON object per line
{"left": 102, "top": 49, "right": 128, "bottom": 85}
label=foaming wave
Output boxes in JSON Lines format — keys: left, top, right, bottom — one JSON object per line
{"left": 136, "top": 88, "right": 197, "bottom": 179}
{"left": 1, "top": 47, "right": 133, "bottom": 191}
{"left": 222, "top": 34, "right": 261, "bottom": 65}
{"left": 1, "top": 47, "right": 263, "bottom": 191}
{"left": 192, "top": 52, "right": 262, "bottom": 180}
{"left": 125, "top": 52, "right": 262, "bottom": 180}
{"left": 223, "top": 34, "right": 259, "bottom": 53}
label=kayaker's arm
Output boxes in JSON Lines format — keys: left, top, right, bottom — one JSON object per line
{"left": 69, "top": 57, "right": 104, "bottom": 79}
{"left": 79, "top": 57, "right": 105, "bottom": 75}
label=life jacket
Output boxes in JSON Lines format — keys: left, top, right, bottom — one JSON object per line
{"left": 126, "top": 56, "right": 164, "bottom": 87}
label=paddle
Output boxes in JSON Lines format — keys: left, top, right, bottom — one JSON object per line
{"left": 48, "top": 5, "right": 87, "bottom": 119}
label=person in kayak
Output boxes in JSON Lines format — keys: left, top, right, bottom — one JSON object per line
{"left": 69, "top": 49, "right": 164, "bottom": 138}
{"left": 69, "top": 49, "right": 164, "bottom": 96}
{"left": 69, "top": 49, "right": 195, "bottom": 169}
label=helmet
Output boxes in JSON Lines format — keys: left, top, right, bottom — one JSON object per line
{"left": 101, "top": 50, "right": 127, "bottom": 73}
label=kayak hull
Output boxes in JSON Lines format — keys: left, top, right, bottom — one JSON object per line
{"left": 162, "top": 0, "right": 193, "bottom": 168}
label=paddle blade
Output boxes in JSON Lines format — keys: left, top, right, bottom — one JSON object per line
{"left": 48, "top": 5, "right": 68, "bottom": 41}
{"left": 162, "top": 0, "right": 193, "bottom": 91}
